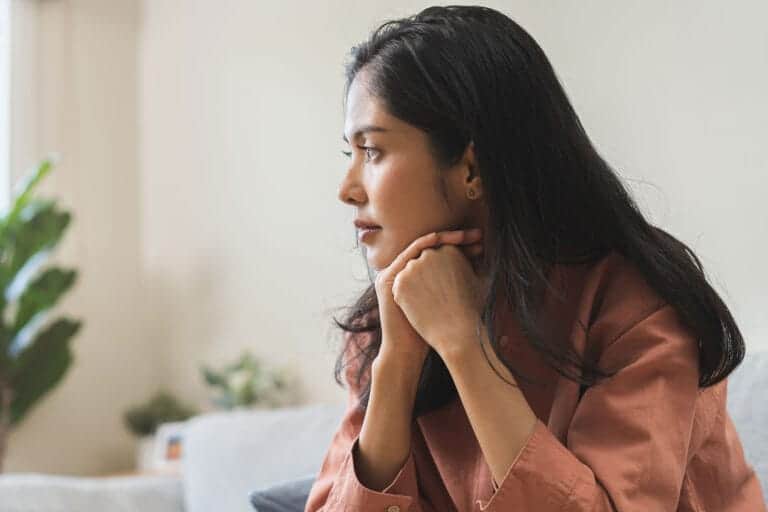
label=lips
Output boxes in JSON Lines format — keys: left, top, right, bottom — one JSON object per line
{"left": 354, "top": 220, "right": 381, "bottom": 229}
{"left": 357, "top": 225, "right": 381, "bottom": 243}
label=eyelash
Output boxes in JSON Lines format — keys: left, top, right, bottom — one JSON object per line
{"left": 341, "top": 146, "right": 379, "bottom": 162}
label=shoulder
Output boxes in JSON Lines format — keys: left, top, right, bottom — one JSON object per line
{"left": 554, "top": 250, "right": 702, "bottom": 393}
{"left": 575, "top": 250, "right": 686, "bottom": 360}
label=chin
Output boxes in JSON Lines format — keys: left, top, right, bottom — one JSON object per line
{"left": 364, "top": 246, "right": 393, "bottom": 272}
{"left": 365, "top": 251, "right": 386, "bottom": 272}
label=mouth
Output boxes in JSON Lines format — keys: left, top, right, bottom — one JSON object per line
{"left": 357, "top": 226, "right": 381, "bottom": 242}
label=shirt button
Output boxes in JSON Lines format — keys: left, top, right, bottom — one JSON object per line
{"left": 386, "top": 506, "right": 401, "bottom": 512}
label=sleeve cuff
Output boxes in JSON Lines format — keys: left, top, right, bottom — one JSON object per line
{"left": 475, "top": 419, "right": 578, "bottom": 511}
{"left": 326, "top": 435, "right": 418, "bottom": 510}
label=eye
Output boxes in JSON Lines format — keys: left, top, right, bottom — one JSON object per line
{"left": 361, "top": 146, "right": 379, "bottom": 162}
{"left": 340, "top": 146, "right": 379, "bottom": 162}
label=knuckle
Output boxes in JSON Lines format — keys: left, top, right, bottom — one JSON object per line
{"left": 421, "top": 232, "right": 438, "bottom": 246}
{"left": 375, "top": 271, "right": 389, "bottom": 290}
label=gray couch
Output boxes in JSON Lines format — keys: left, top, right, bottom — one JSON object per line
{"left": 1, "top": 350, "right": 766, "bottom": 511}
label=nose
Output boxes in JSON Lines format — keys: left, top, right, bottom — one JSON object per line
{"left": 337, "top": 162, "right": 366, "bottom": 206}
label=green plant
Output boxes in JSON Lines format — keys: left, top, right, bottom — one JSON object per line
{"left": 0, "top": 158, "right": 82, "bottom": 473}
{"left": 123, "top": 390, "right": 198, "bottom": 438}
{"left": 201, "top": 351, "right": 290, "bottom": 410}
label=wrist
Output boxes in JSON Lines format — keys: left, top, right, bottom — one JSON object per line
{"left": 375, "top": 344, "right": 429, "bottom": 373}
{"left": 437, "top": 313, "right": 484, "bottom": 366}
{"left": 372, "top": 352, "right": 425, "bottom": 392}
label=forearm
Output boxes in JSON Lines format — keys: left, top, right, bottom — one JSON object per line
{"left": 354, "top": 350, "right": 423, "bottom": 491}
{"left": 442, "top": 321, "right": 537, "bottom": 487}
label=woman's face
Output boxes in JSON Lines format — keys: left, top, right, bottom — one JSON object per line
{"left": 338, "top": 73, "right": 486, "bottom": 271}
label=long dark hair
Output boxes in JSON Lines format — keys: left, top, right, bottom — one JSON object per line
{"left": 331, "top": 5, "right": 744, "bottom": 418}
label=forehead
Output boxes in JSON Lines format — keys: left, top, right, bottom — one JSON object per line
{"left": 343, "top": 75, "right": 391, "bottom": 142}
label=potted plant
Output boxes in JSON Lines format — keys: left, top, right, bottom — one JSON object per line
{"left": 123, "top": 390, "right": 198, "bottom": 471}
{"left": 0, "top": 158, "right": 82, "bottom": 473}
{"left": 200, "top": 350, "right": 294, "bottom": 410}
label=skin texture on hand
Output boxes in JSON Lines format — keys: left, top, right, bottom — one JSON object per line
{"left": 376, "top": 229, "right": 485, "bottom": 365}
{"left": 391, "top": 236, "right": 491, "bottom": 358}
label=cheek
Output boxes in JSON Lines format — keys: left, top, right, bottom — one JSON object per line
{"left": 364, "top": 158, "right": 456, "bottom": 262}
{"left": 371, "top": 166, "right": 408, "bottom": 207}
{"left": 372, "top": 163, "right": 440, "bottom": 220}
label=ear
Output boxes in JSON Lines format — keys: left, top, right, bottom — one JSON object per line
{"left": 463, "top": 141, "right": 483, "bottom": 193}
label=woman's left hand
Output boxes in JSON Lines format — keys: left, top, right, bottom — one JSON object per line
{"left": 391, "top": 230, "right": 491, "bottom": 359}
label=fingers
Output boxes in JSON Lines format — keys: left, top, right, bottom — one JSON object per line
{"left": 435, "top": 228, "right": 482, "bottom": 247}
{"left": 465, "top": 243, "right": 484, "bottom": 255}
{"left": 441, "top": 229, "right": 484, "bottom": 258}
{"left": 384, "top": 229, "right": 484, "bottom": 281}
{"left": 384, "top": 231, "right": 441, "bottom": 280}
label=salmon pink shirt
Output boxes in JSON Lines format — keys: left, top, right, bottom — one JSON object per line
{"left": 304, "top": 251, "right": 766, "bottom": 511}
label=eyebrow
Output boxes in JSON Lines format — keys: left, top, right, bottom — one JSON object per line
{"left": 342, "top": 124, "right": 388, "bottom": 143}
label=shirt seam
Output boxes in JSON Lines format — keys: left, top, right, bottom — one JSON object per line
{"left": 598, "top": 301, "right": 669, "bottom": 354}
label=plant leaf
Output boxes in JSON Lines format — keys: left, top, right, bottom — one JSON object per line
{"left": 0, "top": 159, "right": 53, "bottom": 242}
{"left": 201, "top": 366, "right": 227, "bottom": 388}
{"left": 0, "top": 200, "right": 72, "bottom": 293}
{"left": 8, "top": 317, "right": 81, "bottom": 426}
{"left": 12, "top": 267, "right": 77, "bottom": 335}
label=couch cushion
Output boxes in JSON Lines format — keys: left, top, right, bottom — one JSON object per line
{"left": 249, "top": 474, "right": 316, "bottom": 512}
{"left": 182, "top": 402, "right": 346, "bottom": 512}
{"left": 726, "top": 348, "right": 768, "bottom": 499}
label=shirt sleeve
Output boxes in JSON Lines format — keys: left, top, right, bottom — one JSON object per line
{"left": 475, "top": 303, "right": 706, "bottom": 511}
{"left": 304, "top": 329, "right": 437, "bottom": 512}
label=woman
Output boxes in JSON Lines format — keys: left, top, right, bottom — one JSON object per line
{"left": 304, "top": 5, "right": 765, "bottom": 511}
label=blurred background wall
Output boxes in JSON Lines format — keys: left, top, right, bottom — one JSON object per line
{"left": 5, "top": 0, "right": 767, "bottom": 474}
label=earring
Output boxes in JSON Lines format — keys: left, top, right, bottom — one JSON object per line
{"left": 467, "top": 188, "right": 477, "bottom": 199}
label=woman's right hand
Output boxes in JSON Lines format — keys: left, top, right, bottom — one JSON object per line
{"left": 373, "top": 228, "right": 484, "bottom": 371}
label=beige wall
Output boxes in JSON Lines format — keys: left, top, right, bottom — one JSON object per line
{"left": 6, "top": 0, "right": 767, "bottom": 474}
